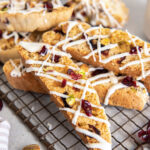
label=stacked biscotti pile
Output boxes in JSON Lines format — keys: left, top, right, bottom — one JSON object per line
{"left": 2, "top": 0, "right": 150, "bottom": 149}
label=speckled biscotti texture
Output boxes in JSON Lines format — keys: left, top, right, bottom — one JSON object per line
{"left": 80, "top": 64, "right": 149, "bottom": 111}
{"left": 72, "top": 0, "right": 128, "bottom": 28}
{"left": 42, "top": 21, "right": 150, "bottom": 92}
{"left": 4, "top": 56, "right": 148, "bottom": 110}
{"left": 0, "top": 0, "right": 74, "bottom": 32}
{"left": 0, "top": 31, "right": 42, "bottom": 63}
{"left": 17, "top": 41, "right": 111, "bottom": 150}
{"left": 3, "top": 59, "right": 47, "bottom": 94}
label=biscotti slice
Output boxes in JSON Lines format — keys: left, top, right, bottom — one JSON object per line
{"left": 42, "top": 21, "right": 150, "bottom": 91}
{"left": 72, "top": 0, "right": 128, "bottom": 28}
{"left": 0, "top": 0, "right": 74, "bottom": 32}
{"left": 4, "top": 58, "right": 149, "bottom": 111}
{"left": 17, "top": 41, "right": 111, "bottom": 150}
{"left": 3, "top": 59, "right": 47, "bottom": 93}
{"left": 0, "top": 30, "right": 42, "bottom": 63}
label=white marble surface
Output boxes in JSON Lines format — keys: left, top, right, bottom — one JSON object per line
{"left": 0, "top": 0, "right": 148, "bottom": 150}
{"left": 1, "top": 103, "right": 46, "bottom": 150}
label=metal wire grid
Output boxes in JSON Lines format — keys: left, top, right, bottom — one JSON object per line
{"left": 0, "top": 64, "right": 149, "bottom": 150}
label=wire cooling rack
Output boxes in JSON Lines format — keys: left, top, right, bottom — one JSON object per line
{"left": 0, "top": 64, "right": 150, "bottom": 150}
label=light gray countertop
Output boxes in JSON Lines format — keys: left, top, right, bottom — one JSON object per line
{"left": 0, "top": 0, "right": 147, "bottom": 149}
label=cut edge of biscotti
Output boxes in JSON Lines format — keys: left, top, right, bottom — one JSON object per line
{"left": 42, "top": 21, "right": 150, "bottom": 81}
{"left": 0, "top": 3, "right": 74, "bottom": 32}
{"left": 4, "top": 58, "right": 149, "bottom": 111}
{"left": 17, "top": 41, "right": 112, "bottom": 150}
{"left": 3, "top": 59, "right": 47, "bottom": 93}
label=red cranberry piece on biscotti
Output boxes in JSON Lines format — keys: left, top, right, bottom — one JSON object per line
{"left": 122, "top": 76, "right": 137, "bottom": 87}
{"left": 82, "top": 100, "right": 92, "bottom": 117}
{"left": 61, "top": 79, "right": 67, "bottom": 88}
{"left": 130, "top": 46, "right": 142, "bottom": 54}
{"left": 44, "top": 1, "right": 53, "bottom": 12}
{"left": 54, "top": 55, "right": 61, "bottom": 63}
{"left": 91, "top": 69, "right": 108, "bottom": 76}
{"left": 67, "top": 69, "right": 82, "bottom": 80}
{"left": 39, "top": 46, "right": 48, "bottom": 56}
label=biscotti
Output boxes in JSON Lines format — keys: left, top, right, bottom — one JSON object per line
{"left": 72, "top": 0, "right": 128, "bottom": 28}
{"left": 0, "top": 0, "right": 74, "bottom": 32}
{"left": 0, "top": 30, "right": 42, "bottom": 63}
{"left": 3, "top": 59, "right": 47, "bottom": 94}
{"left": 4, "top": 58, "right": 149, "bottom": 111}
{"left": 42, "top": 21, "right": 150, "bottom": 92}
{"left": 17, "top": 41, "right": 112, "bottom": 150}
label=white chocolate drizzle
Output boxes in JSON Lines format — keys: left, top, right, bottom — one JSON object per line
{"left": 18, "top": 41, "right": 111, "bottom": 149}
{"left": 57, "top": 21, "right": 150, "bottom": 81}
{"left": 10, "top": 59, "right": 24, "bottom": 77}
{"left": 3, "top": 0, "right": 64, "bottom": 14}
{"left": 72, "top": 0, "right": 121, "bottom": 28}
{"left": 2, "top": 31, "right": 30, "bottom": 44}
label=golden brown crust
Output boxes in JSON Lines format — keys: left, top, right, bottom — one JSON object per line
{"left": 42, "top": 22, "right": 150, "bottom": 79}
{"left": 17, "top": 44, "right": 111, "bottom": 150}
{"left": 0, "top": 6, "right": 74, "bottom": 32}
{"left": 4, "top": 59, "right": 148, "bottom": 111}
{"left": 3, "top": 59, "right": 47, "bottom": 93}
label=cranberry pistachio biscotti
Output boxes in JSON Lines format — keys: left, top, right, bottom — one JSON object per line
{"left": 0, "top": 0, "right": 74, "bottom": 32}
{"left": 42, "top": 21, "right": 150, "bottom": 92}
{"left": 72, "top": 0, "right": 128, "bottom": 28}
{"left": 0, "top": 30, "right": 42, "bottom": 63}
{"left": 3, "top": 59, "right": 47, "bottom": 93}
{"left": 4, "top": 49, "right": 148, "bottom": 110}
{"left": 17, "top": 42, "right": 111, "bottom": 150}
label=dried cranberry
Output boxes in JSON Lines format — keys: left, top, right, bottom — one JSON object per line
{"left": 39, "top": 46, "right": 48, "bottom": 56}
{"left": 122, "top": 76, "right": 137, "bottom": 87}
{"left": 138, "top": 130, "right": 147, "bottom": 138}
{"left": 91, "top": 69, "right": 108, "bottom": 76}
{"left": 73, "top": 87, "right": 80, "bottom": 91}
{"left": 62, "top": 79, "right": 67, "bottom": 88}
{"left": 61, "top": 92, "right": 70, "bottom": 108}
{"left": 81, "top": 11, "right": 86, "bottom": 16}
{"left": 67, "top": 69, "right": 74, "bottom": 75}
{"left": 138, "top": 120, "right": 150, "bottom": 143}
{"left": 89, "top": 40, "right": 97, "bottom": 50}
{"left": 54, "top": 55, "right": 61, "bottom": 63}
{"left": 67, "top": 69, "right": 82, "bottom": 80}
{"left": 101, "top": 50, "right": 109, "bottom": 56}
{"left": 44, "top": 2, "right": 53, "bottom": 12}
{"left": 0, "top": 30, "right": 3, "bottom": 39}
{"left": 0, "top": 99, "right": 3, "bottom": 111}
{"left": 142, "top": 134, "right": 150, "bottom": 142}
{"left": 82, "top": 100, "right": 92, "bottom": 117}
{"left": 130, "top": 46, "right": 142, "bottom": 54}
{"left": 89, "top": 125, "right": 101, "bottom": 135}
{"left": 117, "top": 56, "right": 126, "bottom": 64}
